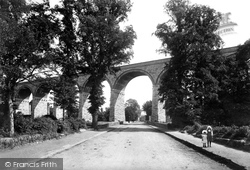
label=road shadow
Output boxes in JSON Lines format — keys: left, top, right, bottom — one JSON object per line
{"left": 104, "top": 123, "right": 169, "bottom": 133}
{"left": 87, "top": 122, "right": 178, "bottom": 133}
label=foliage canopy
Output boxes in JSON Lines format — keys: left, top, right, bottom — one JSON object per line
{"left": 155, "top": 0, "right": 250, "bottom": 126}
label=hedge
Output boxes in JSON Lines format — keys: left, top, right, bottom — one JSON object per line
{"left": 12, "top": 113, "right": 87, "bottom": 136}
{"left": 0, "top": 133, "right": 60, "bottom": 150}
{"left": 182, "top": 123, "right": 250, "bottom": 151}
{"left": 0, "top": 114, "right": 87, "bottom": 150}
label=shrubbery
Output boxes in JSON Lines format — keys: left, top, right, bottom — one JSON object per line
{"left": 56, "top": 118, "right": 87, "bottom": 134}
{"left": 14, "top": 113, "right": 59, "bottom": 135}
{"left": 0, "top": 133, "right": 60, "bottom": 150}
{"left": 32, "top": 117, "right": 58, "bottom": 134}
{"left": 13, "top": 113, "right": 87, "bottom": 135}
{"left": 67, "top": 117, "right": 81, "bottom": 131}
{"left": 0, "top": 113, "right": 87, "bottom": 150}
{"left": 233, "top": 126, "right": 250, "bottom": 140}
{"left": 56, "top": 119, "right": 71, "bottom": 134}
{"left": 76, "top": 118, "right": 87, "bottom": 129}
{"left": 182, "top": 122, "right": 205, "bottom": 135}
{"left": 182, "top": 123, "right": 250, "bottom": 150}
{"left": 14, "top": 113, "right": 33, "bottom": 134}
{"left": 0, "top": 128, "right": 9, "bottom": 138}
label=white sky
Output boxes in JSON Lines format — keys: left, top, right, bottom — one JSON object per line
{"left": 48, "top": 0, "right": 250, "bottom": 109}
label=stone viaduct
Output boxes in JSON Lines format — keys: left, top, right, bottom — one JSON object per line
{"left": 78, "top": 58, "right": 170, "bottom": 122}
{"left": 14, "top": 46, "right": 238, "bottom": 122}
{"left": 15, "top": 58, "right": 170, "bottom": 122}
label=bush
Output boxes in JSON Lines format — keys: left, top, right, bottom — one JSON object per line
{"left": 184, "top": 122, "right": 202, "bottom": 134}
{"left": 14, "top": 113, "right": 33, "bottom": 134}
{"left": 32, "top": 117, "right": 58, "bottom": 134}
{"left": 213, "top": 126, "right": 229, "bottom": 138}
{"left": 76, "top": 118, "right": 87, "bottom": 129}
{"left": 0, "top": 133, "right": 60, "bottom": 150}
{"left": 42, "top": 132, "right": 60, "bottom": 141}
{"left": 0, "top": 128, "right": 9, "bottom": 137}
{"left": 195, "top": 125, "right": 208, "bottom": 136}
{"left": 42, "top": 114, "right": 57, "bottom": 120}
{"left": 221, "top": 125, "right": 238, "bottom": 139}
{"left": 232, "top": 126, "right": 250, "bottom": 140}
{"left": 55, "top": 118, "right": 86, "bottom": 133}
{"left": 56, "top": 119, "right": 71, "bottom": 134}
{"left": 67, "top": 117, "right": 80, "bottom": 131}
{"left": 183, "top": 125, "right": 192, "bottom": 131}
{"left": 0, "top": 138, "right": 15, "bottom": 149}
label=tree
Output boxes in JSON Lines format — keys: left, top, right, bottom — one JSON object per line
{"left": 125, "top": 107, "right": 134, "bottom": 122}
{"left": 0, "top": 0, "right": 57, "bottom": 136}
{"left": 232, "top": 39, "right": 250, "bottom": 101}
{"left": 216, "top": 39, "right": 250, "bottom": 125}
{"left": 0, "top": 0, "right": 136, "bottom": 134}
{"left": 125, "top": 99, "right": 141, "bottom": 122}
{"left": 98, "top": 107, "right": 110, "bottom": 121}
{"left": 52, "top": 0, "right": 79, "bottom": 78}
{"left": 22, "top": 0, "right": 135, "bottom": 129}
{"left": 155, "top": 0, "right": 223, "bottom": 124}
{"left": 49, "top": 76, "right": 79, "bottom": 120}
{"left": 74, "top": 0, "right": 136, "bottom": 128}
{"left": 142, "top": 100, "right": 152, "bottom": 121}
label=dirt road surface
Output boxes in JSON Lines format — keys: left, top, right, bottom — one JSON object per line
{"left": 52, "top": 122, "right": 231, "bottom": 170}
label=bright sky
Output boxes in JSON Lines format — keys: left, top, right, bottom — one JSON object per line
{"left": 48, "top": 0, "right": 250, "bottom": 109}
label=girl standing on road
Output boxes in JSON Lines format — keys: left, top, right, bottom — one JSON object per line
{"left": 201, "top": 130, "right": 207, "bottom": 148}
{"left": 207, "top": 126, "right": 213, "bottom": 147}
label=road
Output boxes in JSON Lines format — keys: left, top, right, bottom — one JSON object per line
{"left": 52, "top": 122, "right": 231, "bottom": 170}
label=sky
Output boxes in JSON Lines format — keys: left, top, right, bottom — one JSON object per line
{"left": 48, "top": 0, "right": 250, "bottom": 109}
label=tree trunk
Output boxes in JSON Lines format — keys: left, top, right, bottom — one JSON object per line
{"left": 63, "top": 108, "right": 65, "bottom": 121}
{"left": 92, "top": 113, "right": 98, "bottom": 130}
{"left": 8, "top": 97, "right": 15, "bottom": 137}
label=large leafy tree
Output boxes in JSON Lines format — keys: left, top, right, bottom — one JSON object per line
{"left": 37, "top": 0, "right": 81, "bottom": 120}
{"left": 44, "top": 0, "right": 136, "bottom": 128}
{"left": 75, "top": 0, "right": 136, "bottom": 128}
{"left": 0, "top": 0, "right": 58, "bottom": 136}
{"left": 155, "top": 0, "right": 224, "bottom": 124}
{"left": 142, "top": 100, "right": 152, "bottom": 121}
{"left": 1, "top": 0, "right": 136, "bottom": 133}
{"left": 125, "top": 99, "right": 141, "bottom": 122}
{"left": 216, "top": 40, "right": 250, "bottom": 125}
{"left": 232, "top": 39, "right": 250, "bottom": 101}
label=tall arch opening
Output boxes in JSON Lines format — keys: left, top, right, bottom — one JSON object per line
{"left": 79, "top": 78, "right": 112, "bottom": 122}
{"left": 110, "top": 70, "right": 154, "bottom": 122}
{"left": 16, "top": 86, "right": 32, "bottom": 115}
{"left": 125, "top": 76, "right": 152, "bottom": 121}
{"left": 125, "top": 76, "right": 152, "bottom": 107}
{"left": 102, "top": 80, "right": 111, "bottom": 110}
{"left": 34, "top": 84, "right": 51, "bottom": 118}
{"left": 80, "top": 81, "right": 92, "bottom": 122}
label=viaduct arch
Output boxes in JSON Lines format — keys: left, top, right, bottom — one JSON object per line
{"left": 76, "top": 58, "right": 170, "bottom": 122}
{"left": 15, "top": 58, "right": 170, "bottom": 122}
{"left": 15, "top": 46, "right": 238, "bottom": 122}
